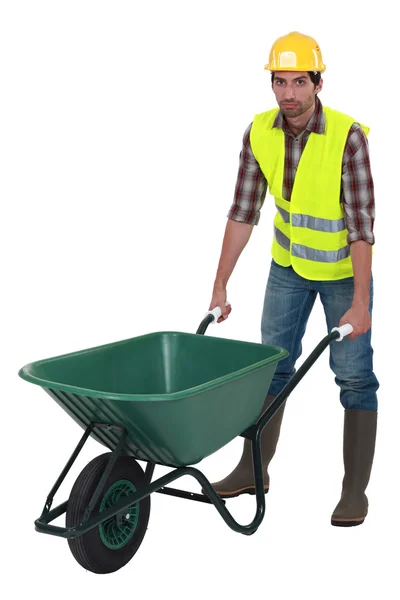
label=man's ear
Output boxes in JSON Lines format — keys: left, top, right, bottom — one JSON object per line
{"left": 315, "top": 77, "right": 323, "bottom": 95}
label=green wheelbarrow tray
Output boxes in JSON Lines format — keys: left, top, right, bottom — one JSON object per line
{"left": 19, "top": 330, "right": 288, "bottom": 466}
{"left": 18, "top": 309, "right": 353, "bottom": 575}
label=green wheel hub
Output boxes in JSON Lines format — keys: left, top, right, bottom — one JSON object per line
{"left": 99, "top": 479, "right": 139, "bottom": 550}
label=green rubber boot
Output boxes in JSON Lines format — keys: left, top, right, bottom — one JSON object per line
{"left": 206, "top": 394, "right": 286, "bottom": 498}
{"left": 331, "top": 408, "right": 377, "bottom": 527}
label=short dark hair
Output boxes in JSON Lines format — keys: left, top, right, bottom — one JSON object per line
{"left": 271, "top": 71, "right": 321, "bottom": 87}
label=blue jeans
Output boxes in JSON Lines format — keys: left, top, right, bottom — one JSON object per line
{"left": 261, "top": 260, "right": 379, "bottom": 411}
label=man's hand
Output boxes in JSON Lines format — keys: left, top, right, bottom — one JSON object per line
{"left": 339, "top": 303, "right": 371, "bottom": 340}
{"left": 209, "top": 284, "right": 232, "bottom": 323}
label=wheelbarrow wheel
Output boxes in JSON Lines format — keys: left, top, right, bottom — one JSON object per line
{"left": 66, "top": 453, "right": 150, "bottom": 574}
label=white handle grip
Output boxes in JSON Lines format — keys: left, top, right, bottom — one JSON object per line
{"left": 331, "top": 323, "right": 354, "bottom": 341}
{"left": 206, "top": 301, "right": 231, "bottom": 324}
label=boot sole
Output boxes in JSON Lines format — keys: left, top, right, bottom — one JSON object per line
{"left": 201, "top": 486, "right": 269, "bottom": 499}
{"left": 331, "top": 517, "right": 365, "bottom": 527}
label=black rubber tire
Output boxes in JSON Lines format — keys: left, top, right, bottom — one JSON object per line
{"left": 66, "top": 453, "right": 150, "bottom": 574}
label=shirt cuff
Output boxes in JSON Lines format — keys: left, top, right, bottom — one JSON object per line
{"left": 347, "top": 231, "right": 375, "bottom": 245}
{"left": 227, "top": 209, "right": 260, "bottom": 225}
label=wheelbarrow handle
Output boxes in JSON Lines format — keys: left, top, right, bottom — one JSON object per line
{"left": 255, "top": 323, "right": 355, "bottom": 436}
{"left": 196, "top": 301, "right": 230, "bottom": 334}
{"left": 331, "top": 323, "right": 354, "bottom": 341}
{"left": 205, "top": 301, "right": 231, "bottom": 324}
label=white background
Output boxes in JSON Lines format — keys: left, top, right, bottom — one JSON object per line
{"left": 1, "top": 1, "right": 398, "bottom": 598}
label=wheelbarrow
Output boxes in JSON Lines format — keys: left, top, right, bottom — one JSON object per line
{"left": 18, "top": 308, "right": 353, "bottom": 574}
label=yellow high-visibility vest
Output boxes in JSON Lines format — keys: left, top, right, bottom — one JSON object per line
{"left": 249, "top": 106, "right": 369, "bottom": 280}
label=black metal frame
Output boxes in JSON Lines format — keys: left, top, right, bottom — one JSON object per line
{"left": 34, "top": 314, "right": 341, "bottom": 539}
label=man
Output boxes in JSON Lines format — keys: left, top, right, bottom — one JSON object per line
{"left": 207, "top": 31, "right": 379, "bottom": 527}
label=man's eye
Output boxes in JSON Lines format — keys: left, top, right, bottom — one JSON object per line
{"left": 297, "top": 80, "right": 305, "bottom": 85}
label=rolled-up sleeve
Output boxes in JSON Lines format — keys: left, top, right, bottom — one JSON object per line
{"left": 227, "top": 123, "right": 268, "bottom": 225}
{"left": 342, "top": 124, "right": 375, "bottom": 245}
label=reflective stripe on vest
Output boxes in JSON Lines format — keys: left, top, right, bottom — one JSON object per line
{"left": 274, "top": 226, "right": 350, "bottom": 263}
{"left": 276, "top": 205, "right": 290, "bottom": 223}
{"left": 274, "top": 226, "right": 290, "bottom": 250}
{"left": 291, "top": 214, "right": 346, "bottom": 233}
{"left": 276, "top": 204, "right": 346, "bottom": 232}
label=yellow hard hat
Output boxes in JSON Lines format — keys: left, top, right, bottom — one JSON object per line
{"left": 265, "top": 31, "right": 326, "bottom": 72}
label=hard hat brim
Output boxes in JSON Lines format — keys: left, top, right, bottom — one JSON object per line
{"left": 265, "top": 63, "right": 326, "bottom": 72}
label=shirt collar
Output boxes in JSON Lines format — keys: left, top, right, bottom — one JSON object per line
{"left": 272, "top": 96, "right": 326, "bottom": 135}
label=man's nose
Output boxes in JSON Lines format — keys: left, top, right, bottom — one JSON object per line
{"left": 284, "top": 89, "right": 296, "bottom": 101}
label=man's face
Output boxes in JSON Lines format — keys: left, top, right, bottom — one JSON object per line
{"left": 272, "top": 71, "right": 322, "bottom": 118}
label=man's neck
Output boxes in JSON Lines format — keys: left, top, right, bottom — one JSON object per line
{"left": 285, "top": 102, "right": 316, "bottom": 136}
